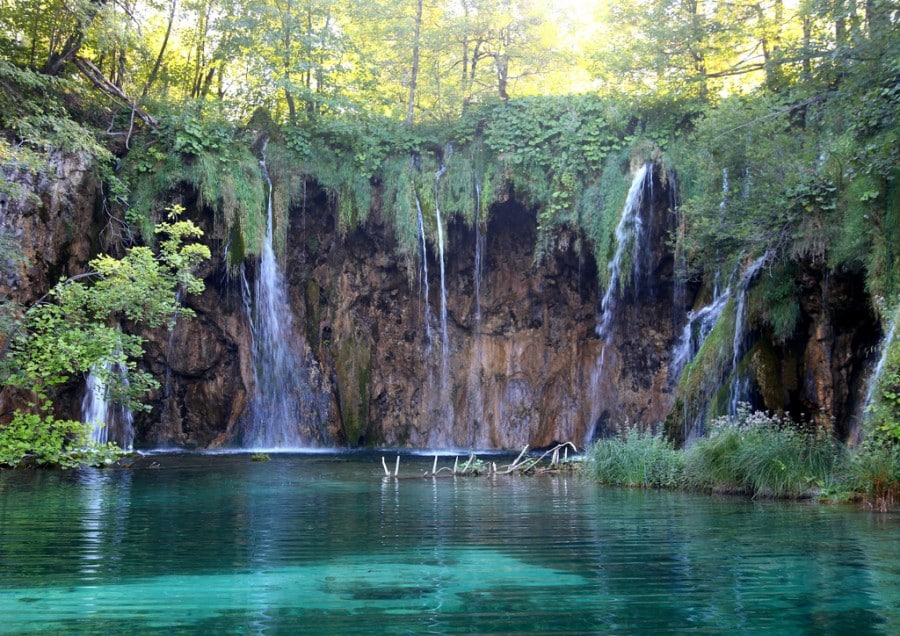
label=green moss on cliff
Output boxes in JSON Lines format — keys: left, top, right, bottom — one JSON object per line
{"left": 334, "top": 331, "right": 372, "bottom": 446}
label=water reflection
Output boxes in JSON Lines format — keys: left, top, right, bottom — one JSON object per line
{"left": 0, "top": 454, "right": 897, "bottom": 635}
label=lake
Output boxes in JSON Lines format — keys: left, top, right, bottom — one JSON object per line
{"left": 1, "top": 452, "right": 898, "bottom": 634}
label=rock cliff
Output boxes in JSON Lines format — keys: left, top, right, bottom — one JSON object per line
{"left": 0, "top": 154, "right": 880, "bottom": 449}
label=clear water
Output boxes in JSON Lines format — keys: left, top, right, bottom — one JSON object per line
{"left": 1, "top": 454, "right": 898, "bottom": 635}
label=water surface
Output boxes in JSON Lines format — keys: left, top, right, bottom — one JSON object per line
{"left": 1, "top": 453, "right": 898, "bottom": 634}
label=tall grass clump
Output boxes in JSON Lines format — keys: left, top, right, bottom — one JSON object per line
{"left": 846, "top": 442, "right": 900, "bottom": 510}
{"left": 585, "top": 426, "right": 684, "bottom": 488}
{"left": 683, "top": 405, "right": 845, "bottom": 498}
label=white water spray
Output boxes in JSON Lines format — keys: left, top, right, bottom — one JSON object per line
{"left": 863, "top": 304, "right": 899, "bottom": 420}
{"left": 81, "top": 361, "right": 134, "bottom": 448}
{"left": 728, "top": 252, "right": 769, "bottom": 415}
{"left": 415, "top": 192, "right": 433, "bottom": 345}
{"left": 434, "top": 149, "right": 450, "bottom": 360}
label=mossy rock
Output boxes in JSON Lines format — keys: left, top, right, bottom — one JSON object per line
{"left": 334, "top": 330, "right": 373, "bottom": 445}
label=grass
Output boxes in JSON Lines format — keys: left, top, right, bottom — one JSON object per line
{"left": 682, "top": 408, "right": 844, "bottom": 498}
{"left": 585, "top": 405, "right": 899, "bottom": 507}
{"left": 584, "top": 426, "right": 683, "bottom": 488}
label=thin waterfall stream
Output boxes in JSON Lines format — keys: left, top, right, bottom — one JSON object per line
{"left": 587, "top": 163, "right": 652, "bottom": 442}
{"left": 81, "top": 360, "right": 134, "bottom": 449}
{"left": 863, "top": 303, "right": 899, "bottom": 421}
{"left": 727, "top": 252, "right": 769, "bottom": 416}
{"left": 433, "top": 147, "right": 453, "bottom": 429}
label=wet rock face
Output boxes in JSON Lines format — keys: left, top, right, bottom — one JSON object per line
{"left": 0, "top": 152, "right": 102, "bottom": 419}
{"left": 769, "top": 264, "right": 878, "bottom": 439}
{"left": 279, "top": 171, "right": 683, "bottom": 449}
{"left": 0, "top": 152, "right": 99, "bottom": 306}
{"left": 4, "top": 154, "right": 876, "bottom": 448}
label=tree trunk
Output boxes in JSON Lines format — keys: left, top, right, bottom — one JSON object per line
{"left": 406, "top": 0, "right": 423, "bottom": 127}
{"left": 142, "top": 0, "right": 177, "bottom": 98}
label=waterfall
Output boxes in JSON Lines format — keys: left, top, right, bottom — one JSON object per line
{"left": 670, "top": 287, "right": 731, "bottom": 382}
{"left": 466, "top": 170, "right": 487, "bottom": 446}
{"left": 434, "top": 150, "right": 450, "bottom": 360}
{"left": 81, "top": 361, "right": 134, "bottom": 449}
{"left": 727, "top": 252, "right": 769, "bottom": 416}
{"left": 415, "top": 193, "right": 433, "bottom": 346}
{"left": 473, "top": 172, "right": 485, "bottom": 328}
{"left": 433, "top": 147, "right": 454, "bottom": 431}
{"left": 586, "top": 163, "right": 652, "bottom": 443}
{"left": 863, "top": 304, "right": 899, "bottom": 421}
{"left": 596, "top": 163, "right": 651, "bottom": 344}
{"left": 241, "top": 141, "right": 325, "bottom": 449}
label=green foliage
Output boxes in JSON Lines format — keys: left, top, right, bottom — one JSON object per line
{"left": 671, "top": 297, "right": 737, "bottom": 436}
{"left": 846, "top": 442, "right": 900, "bottom": 506}
{"left": 748, "top": 263, "right": 801, "bottom": 344}
{"left": 865, "top": 305, "right": 900, "bottom": 443}
{"left": 585, "top": 427, "right": 684, "bottom": 488}
{"left": 0, "top": 211, "right": 209, "bottom": 466}
{"left": 122, "top": 107, "right": 265, "bottom": 254}
{"left": 575, "top": 150, "right": 632, "bottom": 287}
{"left": 0, "top": 409, "right": 125, "bottom": 469}
{"left": 0, "top": 60, "right": 124, "bottom": 209}
{"left": 683, "top": 406, "right": 844, "bottom": 499}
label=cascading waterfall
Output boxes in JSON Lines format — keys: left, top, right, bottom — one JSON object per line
{"left": 241, "top": 141, "right": 325, "bottom": 449}
{"left": 670, "top": 287, "right": 731, "bottom": 382}
{"left": 727, "top": 252, "right": 769, "bottom": 416}
{"left": 432, "top": 147, "right": 455, "bottom": 431}
{"left": 465, "top": 170, "right": 488, "bottom": 446}
{"left": 414, "top": 192, "right": 434, "bottom": 346}
{"left": 434, "top": 149, "right": 450, "bottom": 360}
{"left": 595, "top": 162, "right": 652, "bottom": 364}
{"left": 81, "top": 361, "right": 134, "bottom": 449}
{"left": 586, "top": 163, "right": 652, "bottom": 442}
{"left": 473, "top": 172, "right": 485, "bottom": 328}
{"left": 863, "top": 304, "right": 899, "bottom": 420}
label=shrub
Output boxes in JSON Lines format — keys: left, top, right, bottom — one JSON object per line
{"left": 683, "top": 405, "right": 844, "bottom": 498}
{"left": 847, "top": 442, "right": 900, "bottom": 509}
{"left": 0, "top": 410, "right": 125, "bottom": 468}
{"left": 585, "top": 426, "right": 684, "bottom": 488}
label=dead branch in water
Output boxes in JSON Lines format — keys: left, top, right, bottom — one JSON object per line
{"left": 403, "top": 443, "right": 581, "bottom": 480}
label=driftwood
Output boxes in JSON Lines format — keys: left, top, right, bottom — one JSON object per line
{"left": 380, "top": 443, "right": 580, "bottom": 480}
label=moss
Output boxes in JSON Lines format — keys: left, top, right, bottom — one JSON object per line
{"left": 227, "top": 221, "right": 246, "bottom": 269}
{"left": 671, "top": 297, "right": 737, "bottom": 435}
{"left": 748, "top": 263, "right": 801, "bottom": 344}
{"left": 304, "top": 279, "right": 321, "bottom": 350}
{"left": 334, "top": 331, "right": 372, "bottom": 445}
{"left": 748, "top": 340, "right": 784, "bottom": 412}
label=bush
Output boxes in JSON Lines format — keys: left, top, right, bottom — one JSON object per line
{"left": 0, "top": 410, "right": 124, "bottom": 469}
{"left": 585, "top": 426, "right": 684, "bottom": 488}
{"left": 683, "top": 406, "right": 844, "bottom": 498}
{"left": 847, "top": 442, "right": 900, "bottom": 509}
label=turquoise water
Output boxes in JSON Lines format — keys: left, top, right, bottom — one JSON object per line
{"left": 1, "top": 453, "right": 898, "bottom": 634}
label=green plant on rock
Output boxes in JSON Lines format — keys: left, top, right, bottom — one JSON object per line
{"left": 123, "top": 106, "right": 265, "bottom": 254}
{"left": 0, "top": 208, "right": 210, "bottom": 468}
{"left": 847, "top": 441, "right": 899, "bottom": 508}
{"left": 865, "top": 303, "right": 900, "bottom": 444}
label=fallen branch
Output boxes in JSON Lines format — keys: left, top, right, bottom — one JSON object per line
{"left": 71, "top": 56, "right": 157, "bottom": 127}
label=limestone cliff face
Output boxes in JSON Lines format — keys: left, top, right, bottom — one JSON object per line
{"left": 747, "top": 263, "right": 877, "bottom": 441}
{"left": 0, "top": 152, "right": 103, "bottom": 419}
{"left": 0, "top": 152, "right": 99, "bottom": 305}
{"left": 136, "top": 165, "right": 684, "bottom": 449}
{"left": 1, "top": 154, "right": 879, "bottom": 449}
